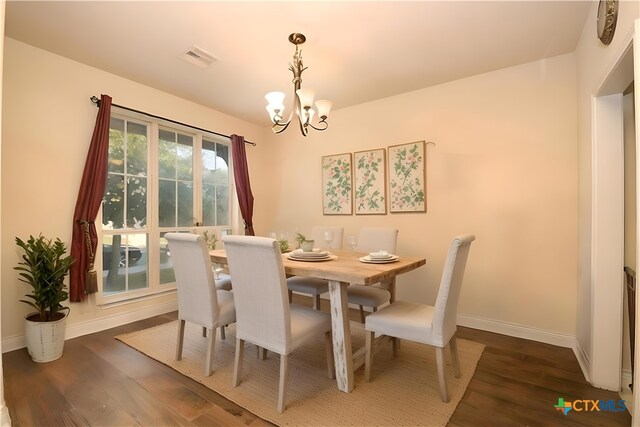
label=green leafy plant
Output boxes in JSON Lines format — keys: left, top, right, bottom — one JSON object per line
{"left": 294, "top": 232, "right": 306, "bottom": 249}
{"left": 14, "top": 235, "right": 74, "bottom": 322}
{"left": 278, "top": 239, "right": 290, "bottom": 253}
{"left": 202, "top": 229, "right": 218, "bottom": 250}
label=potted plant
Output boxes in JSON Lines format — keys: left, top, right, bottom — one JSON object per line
{"left": 278, "top": 238, "right": 290, "bottom": 253}
{"left": 14, "top": 234, "right": 74, "bottom": 362}
{"left": 294, "top": 232, "right": 306, "bottom": 249}
{"left": 294, "top": 232, "right": 314, "bottom": 252}
{"left": 202, "top": 229, "right": 218, "bottom": 250}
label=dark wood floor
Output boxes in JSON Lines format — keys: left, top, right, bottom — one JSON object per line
{"left": 3, "top": 296, "right": 632, "bottom": 426}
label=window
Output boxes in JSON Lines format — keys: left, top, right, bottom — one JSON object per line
{"left": 100, "top": 113, "right": 233, "bottom": 303}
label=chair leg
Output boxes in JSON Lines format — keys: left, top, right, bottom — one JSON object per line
{"left": 314, "top": 294, "right": 321, "bottom": 310}
{"left": 359, "top": 305, "right": 366, "bottom": 323}
{"left": 364, "top": 330, "right": 374, "bottom": 382}
{"left": 176, "top": 319, "right": 186, "bottom": 360}
{"left": 325, "top": 331, "right": 335, "bottom": 379}
{"left": 288, "top": 289, "right": 293, "bottom": 303}
{"left": 220, "top": 325, "right": 226, "bottom": 340}
{"left": 204, "top": 327, "right": 216, "bottom": 377}
{"left": 277, "top": 354, "right": 289, "bottom": 413}
{"left": 233, "top": 338, "right": 244, "bottom": 387}
{"left": 202, "top": 326, "right": 207, "bottom": 337}
{"left": 449, "top": 335, "right": 461, "bottom": 378}
{"left": 435, "top": 347, "right": 449, "bottom": 403}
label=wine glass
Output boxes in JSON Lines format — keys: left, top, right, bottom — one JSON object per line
{"left": 347, "top": 234, "right": 358, "bottom": 251}
{"left": 323, "top": 230, "right": 334, "bottom": 249}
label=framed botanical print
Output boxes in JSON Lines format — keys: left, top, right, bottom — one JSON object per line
{"left": 354, "top": 148, "right": 386, "bottom": 215}
{"left": 322, "top": 153, "right": 353, "bottom": 215}
{"left": 388, "top": 141, "right": 426, "bottom": 213}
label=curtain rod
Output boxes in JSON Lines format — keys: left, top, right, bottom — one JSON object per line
{"left": 89, "top": 96, "right": 256, "bottom": 146}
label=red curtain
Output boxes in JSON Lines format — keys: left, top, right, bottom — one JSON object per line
{"left": 231, "top": 134, "right": 255, "bottom": 236}
{"left": 70, "top": 94, "right": 112, "bottom": 302}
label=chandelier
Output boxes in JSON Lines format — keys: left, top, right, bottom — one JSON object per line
{"left": 265, "top": 33, "right": 332, "bottom": 137}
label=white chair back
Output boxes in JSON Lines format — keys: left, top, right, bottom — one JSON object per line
{"left": 310, "top": 226, "right": 344, "bottom": 250}
{"left": 432, "top": 234, "right": 475, "bottom": 344}
{"left": 165, "top": 233, "right": 219, "bottom": 329}
{"left": 223, "top": 235, "right": 291, "bottom": 354}
{"left": 357, "top": 227, "right": 398, "bottom": 254}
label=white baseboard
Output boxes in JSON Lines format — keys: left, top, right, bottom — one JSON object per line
{"left": 573, "top": 338, "right": 592, "bottom": 383}
{"left": 2, "top": 300, "right": 177, "bottom": 353}
{"left": 458, "top": 313, "right": 593, "bottom": 383}
{"left": 457, "top": 314, "right": 576, "bottom": 348}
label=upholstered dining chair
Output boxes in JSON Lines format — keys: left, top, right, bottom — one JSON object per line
{"left": 364, "top": 234, "right": 475, "bottom": 403}
{"left": 287, "top": 226, "right": 344, "bottom": 310}
{"left": 165, "top": 233, "right": 236, "bottom": 377}
{"left": 223, "top": 235, "right": 335, "bottom": 413}
{"left": 347, "top": 227, "right": 398, "bottom": 322}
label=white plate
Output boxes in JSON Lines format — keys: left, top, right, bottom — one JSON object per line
{"left": 287, "top": 254, "right": 337, "bottom": 262}
{"left": 359, "top": 255, "right": 399, "bottom": 264}
{"left": 289, "top": 250, "right": 330, "bottom": 258}
{"left": 368, "top": 252, "right": 394, "bottom": 260}
{"left": 292, "top": 248, "right": 323, "bottom": 254}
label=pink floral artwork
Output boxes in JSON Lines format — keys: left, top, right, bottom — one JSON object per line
{"left": 354, "top": 149, "right": 386, "bottom": 215}
{"left": 388, "top": 141, "right": 426, "bottom": 213}
{"left": 322, "top": 153, "right": 353, "bottom": 215}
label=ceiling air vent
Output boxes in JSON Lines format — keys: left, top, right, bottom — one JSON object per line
{"left": 181, "top": 46, "right": 218, "bottom": 69}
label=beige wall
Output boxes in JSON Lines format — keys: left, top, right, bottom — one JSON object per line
{"left": 2, "top": 31, "right": 583, "bottom": 347}
{"left": 255, "top": 53, "right": 579, "bottom": 337}
{"left": 0, "top": 37, "right": 267, "bottom": 341}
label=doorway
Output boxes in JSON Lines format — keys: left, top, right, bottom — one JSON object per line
{"left": 591, "top": 30, "right": 638, "bottom": 420}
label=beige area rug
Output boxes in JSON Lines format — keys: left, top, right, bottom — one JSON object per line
{"left": 117, "top": 320, "right": 484, "bottom": 426}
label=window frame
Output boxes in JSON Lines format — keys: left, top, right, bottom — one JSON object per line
{"left": 97, "top": 109, "right": 236, "bottom": 306}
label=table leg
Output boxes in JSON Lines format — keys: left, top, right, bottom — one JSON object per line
{"left": 387, "top": 277, "right": 397, "bottom": 302}
{"left": 328, "top": 280, "right": 354, "bottom": 393}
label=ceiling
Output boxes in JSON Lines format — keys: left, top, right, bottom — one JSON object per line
{"left": 4, "top": 1, "right": 591, "bottom": 127}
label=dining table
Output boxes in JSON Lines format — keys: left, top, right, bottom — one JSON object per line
{"left": 210, "top": 247, "right": 426, "bottom": 393}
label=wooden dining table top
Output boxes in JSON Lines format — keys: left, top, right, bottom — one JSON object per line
{"left": 209, "top": 248, "right": 426, "bottom": 286}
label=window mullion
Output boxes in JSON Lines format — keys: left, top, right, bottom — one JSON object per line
{"left": 148, "top": 122, "right": 159, "bottom": 291}
{"left": 194, "top": 134, "right": 203, "bottom": 225}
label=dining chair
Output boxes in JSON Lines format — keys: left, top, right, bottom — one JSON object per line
{"left": 223, "top": 235, "right": 335, "bottom": 413}
{"left": 165, "top": 233, "right": 236, "bottom": 376}
{"left": 364, "top": 234, "right": 475, "bottom": 403}
{"left": 347, "top": 227, "right": 398, "bottom": 322}
{"left": 287, "top": 226, "right": 344, "bottom": 310}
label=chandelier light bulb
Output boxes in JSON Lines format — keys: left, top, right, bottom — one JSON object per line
{"left": 265, "top": 91, "right": 286, "bottom": 123}
{"left": 296, "top": 88, "right": 316, "bottom": 110}
{"left": 315, "top": 100, "right": 333, "bottom": 120}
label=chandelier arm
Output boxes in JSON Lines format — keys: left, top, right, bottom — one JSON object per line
{"left": 306, "top": 120, "right": 329, "bottom": 132}
{"left": 275, "top": 108, "right": 295, "bottom": 127}
{"left": 298, "top": 118, "right": 308, "bottom": 136}
{"left": 272, "top": 120, "right": 291, "bottom": 134}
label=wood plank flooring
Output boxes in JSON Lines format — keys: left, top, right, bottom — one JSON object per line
{"left": 3, "top": 296, "right": 632, "bottom": 426}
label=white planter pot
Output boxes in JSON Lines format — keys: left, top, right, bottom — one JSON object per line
{"left": 24, "top": 312, "right": 67, "bottom": 363}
